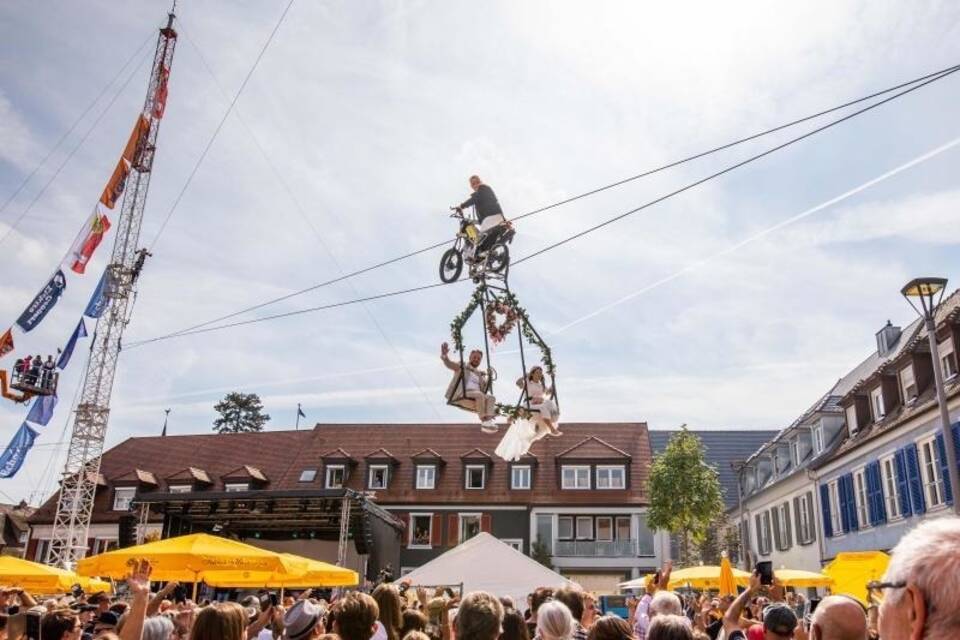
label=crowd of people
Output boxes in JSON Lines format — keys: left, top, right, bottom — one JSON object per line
{"left": 0, "top": 518, "right": 955, "bottom": 640}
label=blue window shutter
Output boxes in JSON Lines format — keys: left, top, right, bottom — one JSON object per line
{"left": 894, "top": 448, "right": 913, "bottom": 517}
{"left": 844, "top": 473, "right": 859, "bottom": 530}
{"left": 905, "top": 443, "right": 926, "bottom": 515}
{"left": 867, "top": 461, "right": 886, "bottom": 525}
{"left": 837, "top": 475, "right": 851, "bottom": 533}
{"left": 820, "top": 484, "right": 833, "bottom": 538}
{"left": 935, "top": 433, "right": 953, "bottom": 505}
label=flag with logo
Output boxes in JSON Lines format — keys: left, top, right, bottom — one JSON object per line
{"left": 0, "top": 422, "right": 39, "bottom": 479}
{"left": 57, "top": 318, "right": 88, "bottom": 370}
{"left": 26, "top": 395, "right": 58, "bottom": 427}
{"left": 0, "top": 329, "right": 13, "bottom": 361}
{"left": 67, "top": 207, "right": 112, "bottom": 275}
{"left": 153, "top": 66, "right": 170, "bottom": 119}
{"left": 16, "top": 270, "right": 67, "bottom": 332}
{"left": 84, "top": 269, "right": 111, "bottom": 318}
{"left": 100, "top": 115, "right": 150, "bottom": 209}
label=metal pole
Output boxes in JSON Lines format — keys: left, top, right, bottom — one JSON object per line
{"left": 924, "top": 316, "right": 960, "bottom": 515}
{"left": 296, "top": 404, "right": 301, "bottom": 431}
{"left": 734, "top": 463, "right": 746, "bottom": 569}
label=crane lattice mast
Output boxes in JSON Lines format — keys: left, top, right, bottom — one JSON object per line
{"left": 47, "top": 11, "right": 178, "bottom": 569}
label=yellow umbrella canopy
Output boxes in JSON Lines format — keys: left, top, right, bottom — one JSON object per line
{"left": 774, "top": 569, "right": 835, "bottom": 588}
{"left": 663, "top": 565, "right": 752, "bottom": 590}
{"left": 76, "top": 533, "right": 301, "bottom": 582}
{"left": 823, "top": 551, "right": 890, "bottom": 605}
{"left": 204, "top": 554, "right": 358, "bottom": 588}
{"left": 718, "top": 557, "right": 737, "bottom": 597}
{"left": 0, "top": 555, "right": 94, "bottom": 594}
{"left": 78, "top": 577, "right": 113, "bottom": 594}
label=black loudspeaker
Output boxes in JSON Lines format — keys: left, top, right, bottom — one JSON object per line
{"left": 354, "top": 511, "right": 372, "bottom": 555}
{"left": 118, "top": 515, "right": 137, "bottom": 548}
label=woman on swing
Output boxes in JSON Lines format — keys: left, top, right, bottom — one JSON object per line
{"left": 495, "top": 366, "right": 561, "bottom": 462}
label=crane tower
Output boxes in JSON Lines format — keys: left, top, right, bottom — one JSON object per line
{"left": 48, "top": 11, "right": 178, "bottom": 569}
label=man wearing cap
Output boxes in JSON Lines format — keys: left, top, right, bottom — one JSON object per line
{"left": 92, "top": 610, "right": 119, "bottom": 636}
{"left": 723, "top": 572, "right": 797, "bottom": 640}
{"left": 285, "top": 600, "right": 326, "bottom": 640}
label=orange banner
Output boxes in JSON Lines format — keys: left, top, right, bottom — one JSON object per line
{"left": 99, "top": 115, "right": 150, "bottom": 209}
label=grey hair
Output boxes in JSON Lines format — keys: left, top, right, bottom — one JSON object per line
{"left": 536, "top": 600, "right": 574, "bottom": 640}
{"left": 649, "top": 591, "right": 682, "bottom": 618}
{"left": 646, "top": 614, "right": 693, "bottom": 640}
{"left": 142, "top": 616, "right": 176, "bottom": 640}
{"left": 884, "top": 517, "right": 960, "bottom": 638}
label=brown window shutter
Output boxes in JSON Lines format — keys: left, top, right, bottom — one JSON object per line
{"left": 399, "top": 513, "right": 410, "bottom": 545}
{"left": 26, "top": 537, "right": 37, "bottom": 561}
{"left": 447, "top": 514, "right": 459, "bottom": 546}
{"left": 481, "top": 513, "right": 492, "bottom": 534}
{"left": 431, "top": 514, "right": 443, "bottom": 547}
{"left": 87, "top": 538, "right": 95, "bottom": 555}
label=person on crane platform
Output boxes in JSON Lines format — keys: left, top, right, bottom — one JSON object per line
{"left": 441, "top": 342, "right": 499, "bottom": 431}
{"left": 27, "top": 356, "right": 42, "bottom": 387}
{"left": 454, "top": 175, "right": 509, "bottom": 259}
{"left": 41, "top": 355, "right": 56, "bottom": 390}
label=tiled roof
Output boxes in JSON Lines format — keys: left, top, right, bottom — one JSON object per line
{"left": 30, "top": 422, "right": 652, "bottom": 524}
{"left": 165, "top": 467, "right": 213, "bottom": 484}
{"left": 556, "top": 436, "right": 631, "bottom": 459}
{"left": 649, "top": 429, "right": 779, "bottom": 509}
{"left": 112, "top": 469, "right": 158, "bottom": 485}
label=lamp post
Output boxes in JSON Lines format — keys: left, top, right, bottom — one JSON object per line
{"left": 901, "top": 277, "right": 960, "bottom": 515}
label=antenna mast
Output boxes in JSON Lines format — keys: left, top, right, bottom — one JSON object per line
{"left": 48, "top": 11, "right": 178, "bottom": 569}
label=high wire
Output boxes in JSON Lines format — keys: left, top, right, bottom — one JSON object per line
{"left": 126, "top": 60, "right": 960, "bottom": 347}
{"left": 145, "top": 61, "right": 960, "bottom": 339}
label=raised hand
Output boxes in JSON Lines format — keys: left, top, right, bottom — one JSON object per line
{"left": 126, "top": 558, "right": 152, "bottom": 598}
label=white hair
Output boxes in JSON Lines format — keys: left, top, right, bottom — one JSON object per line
{"left": 884, "top": 517, "right": 960, "bottom": 638}
{"left": 537, "top": 600, "right": 574, "bottom": 640}
{"left": 142, "top": 616, "right": 175, "bottom": 640}
{"left": 647, "top": 614, "right": 693, "bottom": 640}
{"left": 649, "top": 591, "right": 683, "bottom": 618}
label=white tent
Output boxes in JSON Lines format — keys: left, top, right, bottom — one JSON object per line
{"left": 399, "top": 533, "right": 576, "bottom": 607}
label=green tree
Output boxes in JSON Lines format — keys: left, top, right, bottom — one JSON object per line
{"left": 647, "top": 428, "right": 724, "bottom": 565}
{"left": 213, "top": 392, "right": 271, "bottom": 433}
{"left": 530, "top": 538, "right": 553, "bottom": 570}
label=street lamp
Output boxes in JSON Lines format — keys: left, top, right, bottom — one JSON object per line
{"left": 901, "top": 277, "right": 960, "bottom": 515}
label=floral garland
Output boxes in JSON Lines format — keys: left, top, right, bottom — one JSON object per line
{"left": 450, "top": 288, "right": 484, "bottom": 352}
{"left": 485, "top": 300, "right": 518, "bottom": 344}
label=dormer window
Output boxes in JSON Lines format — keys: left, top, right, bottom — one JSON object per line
{"left": 596, "top": 465, "right": 625, "bottom": 489}
{"left": 465, "top": 465, "right": 486, "bottom": 490}
{"left": 368, "top": 465, "right": 389, "bottom": 490}
{"left": 845, "top": 404, "right": 858, "bottom": 436}
{"left": 870, "top": 388, "right": 885, "bottom": 422}
{"left": 790, "top": 440, "right": 800, "bottom": 467}
{"left": 325, "top": 465, "right": 345, "bottom": 489}
{"left": 112, "top": 487, "right": 136, "bottom": 511}
{"left": 416, "top": 465, "right": 436, "bottom": 489}
{"left": 813, "top": 425, "right": 825, "bottom": 456}
{"left": 561, "top": 466, "right": 591, "bottom": 489}
{"left": 939, "top": 338, "right": 957, "bottom": 379}
{"left": 168, "top": 485, "right": 191, "bottom": 494}
{"left": 899, "top": 365, "right": 917, "bottom": 403}
{"left": 224, "top": 483, "right": 248, "bottom": 492}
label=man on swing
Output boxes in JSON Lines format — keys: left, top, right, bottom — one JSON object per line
{"left": 441, "top": 342, "right": 498, "bottom": 431}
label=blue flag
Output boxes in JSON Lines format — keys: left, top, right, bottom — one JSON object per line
{"left": 0, "top": 422, "right": 39, "bottom": 479}
{"left": 26, "top": 394, "right": 57, "bottom": 426}
{"left": 16, "top": 270, "right": 67, "bottom": 332}
{"left": 84, "top": 270, "right": 110, "bottom": 318}
{"left": 57, "top": 318, "right": 88, "bottom": 370}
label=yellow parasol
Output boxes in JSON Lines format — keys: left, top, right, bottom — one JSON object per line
{"left": 0, "top": 556, "right": 109, "bottom": 595}
{"left": 76, "top": 533, "right": 303, "bottom": 585}
{"left": 823, "top": 551, "right": 890, "bottom": 605}
{"left": 773, "top": 569, "right": 835, "bottom": 588}
{"left": 627, "top": 565, "right": 752, "bottom": 591}
{"left": 718, "top": 556, "right": 737, "bottom": 597}
{"left": 203, "top": 553, "right": 358, "bottom": 588}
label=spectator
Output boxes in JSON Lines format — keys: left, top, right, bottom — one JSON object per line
{"left": 285, "top": 600, "right": 326, "bottom": 640}
{"left": 586, "top": 615, "right": 633, "bottom": 640}
{"left": 456, "top": 592, "right": 505, "bottom": 640}
{"left": 647, "top": 616, "right": 692, "bottom": 640}
{"left": 373, "top": 584, "right": 403, "bottom": 640}
{"left": 401, "top": 610, "right": 428, "bottom": 638}
{"left": 142, "top": 616, "right": 175, "bottom": 640}
{"left": 648, "top": 593, "right": 682, "bottom": 619}
{"left": 501, "top": 608, "right": 530, "bottom": 640}
{"left": 807, "top": 595, "right": 867, "bottom": 640}
{"left": 527, "top": 588, "right": 554, "bottom": 638}
{"left": 552, "top": 588, "right": 587, "bottom": 640}
{"left": 334, "top": 592, "right": 380, "bottom": 640}
{"left": 536, "top": 601, "right": 574, "bottom": 640}
{"left": 192, "top": 602, "right": 247, "bottom": 640}
{"left": 40, "top": 609, "right": 82, "bottom": 640}
{"left": 878, "top": 517, "right": 960, "bottom": 640}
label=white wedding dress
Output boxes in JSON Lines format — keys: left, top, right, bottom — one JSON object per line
{"left": 495, "top": 417, "right": 552, "bottom": 462}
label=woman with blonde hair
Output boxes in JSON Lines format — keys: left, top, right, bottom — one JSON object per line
{"left": 192, "top": 602, "right": 246, "bottom": 640}
{"left": 372, "top": 584, "right": 403, "bottom": 640}
{"left": 537, "top": 601, "right": 575, "bottom": 640}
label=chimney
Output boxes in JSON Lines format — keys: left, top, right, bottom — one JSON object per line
{"left": 876, "top": 320, "right": 902, "bottom": 357}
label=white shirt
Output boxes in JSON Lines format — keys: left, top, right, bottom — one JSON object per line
{"left": 465, "top": 368, "right": 481, "bottom": 392}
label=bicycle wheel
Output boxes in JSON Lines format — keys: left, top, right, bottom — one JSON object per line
{"left": 439, "top": 248, "right": 464, "bottom": 283}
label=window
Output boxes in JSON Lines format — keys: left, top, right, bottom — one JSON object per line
{"left": 465, "top": 465, "right": 486, "bottom": 490}
{"left": 576, "top": 516, "right": 593, "bottom": 540}
{"left": 813, "top": 425, "right": 825, "bottom": 456}
{"left": 854, "top": 469, "right": 869, "bottom": 528}
{"left": 536, "top": 514, "right": 554, "bottom": 553}
{"left": 298, "top": 469, "right": 317, "bottom": 483}
{"left": 511, "top": 465, "right": 531, "bottom": 490}
{"left": 880, "top": 455, "right": 902, "bottom": 519}
{"left": 459, "top": 514, "right": 481, "bottom": 543}
{"left": 616, "top": 516, "right": 632, "bottom": 541}
{"left": 368, "top": 465, "right": 389, "bottom": 490}
{"left": 596, "top": 517, "right": 613, "bottom": 541}
{"left": 759, "top": 512, "right": 772, "bottom": 554}
{"left": 502, "top": 539, "right": 523, "bottom": 552}
{"left": 325, "top": 465, "right": 345, "bottom": 489}
{"left": 790, "top": 440, "right": 800, "bottom": 467}
{"left": 870, "top": 387, "right": 885, "bottom": 422}
{"left": 899, "top": 365, "right": 917, "bottom": 402}
{"left": 168, "top": 485, "right": 192, "bottom": 493}
{"left": 93, "top": 538, "right": 117, "bottom": 555}
{"left": 113, "top": 487, "right": 136, "bottom": 511}
{"left": 919, "top": 437, "right": 946, "bottom": 508}
{"left": 636, "top": 513, "right": 655, "bottom": 556}
{"left": 557, "top": 516, "right": 574, "bottom": 540}
{"left": 416, "top": 465, "right": 436, "bottom": 489}
{"left": 828, "top": 481, "right": 843, "bottom": 534}
{"left": 409, "top": 513, "right": 433, "bottom": 547}
{"left": 225, "top": 483, "right": 249, "bottom": 492}
{"left": 596, "top": 466, "right": 625, "bottom": 489}
{"left": 776, "top": 503, "right": 790, "bottom": 548}
{"left": 940, "top": 338, "right": 958, "bottom": 379}
{"left": 34, "top": 540, "right": 51, "bottom": 563}
{"left": 798, "top": 493, "right": 812, "bottom": 542}
{"left": 845, "top": 405, "right": 858, "bottom": 435}
{"left": 561, "top": 466, "right": 591, "bottom": 489}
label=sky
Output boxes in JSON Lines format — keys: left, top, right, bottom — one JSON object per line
{"left": 0, "top": 0, "right": 959, "bottom": 505}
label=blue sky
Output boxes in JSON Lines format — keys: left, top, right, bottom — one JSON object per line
{"left": 1, "top": 1, "right": 959, "bottom": 504}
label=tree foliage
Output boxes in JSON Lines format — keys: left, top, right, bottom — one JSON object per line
{"left": 530, "top": 539, "right": 553, "bottom": 570}
{"left": 647, "top": 428, "right": 725, "bottom": 563}
{"left": 213, "top": 392, "right": 271, "bottom": 433}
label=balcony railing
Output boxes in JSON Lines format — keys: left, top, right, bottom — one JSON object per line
{"left": 554, "top": 539, "right": 638, "bottom": 557}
